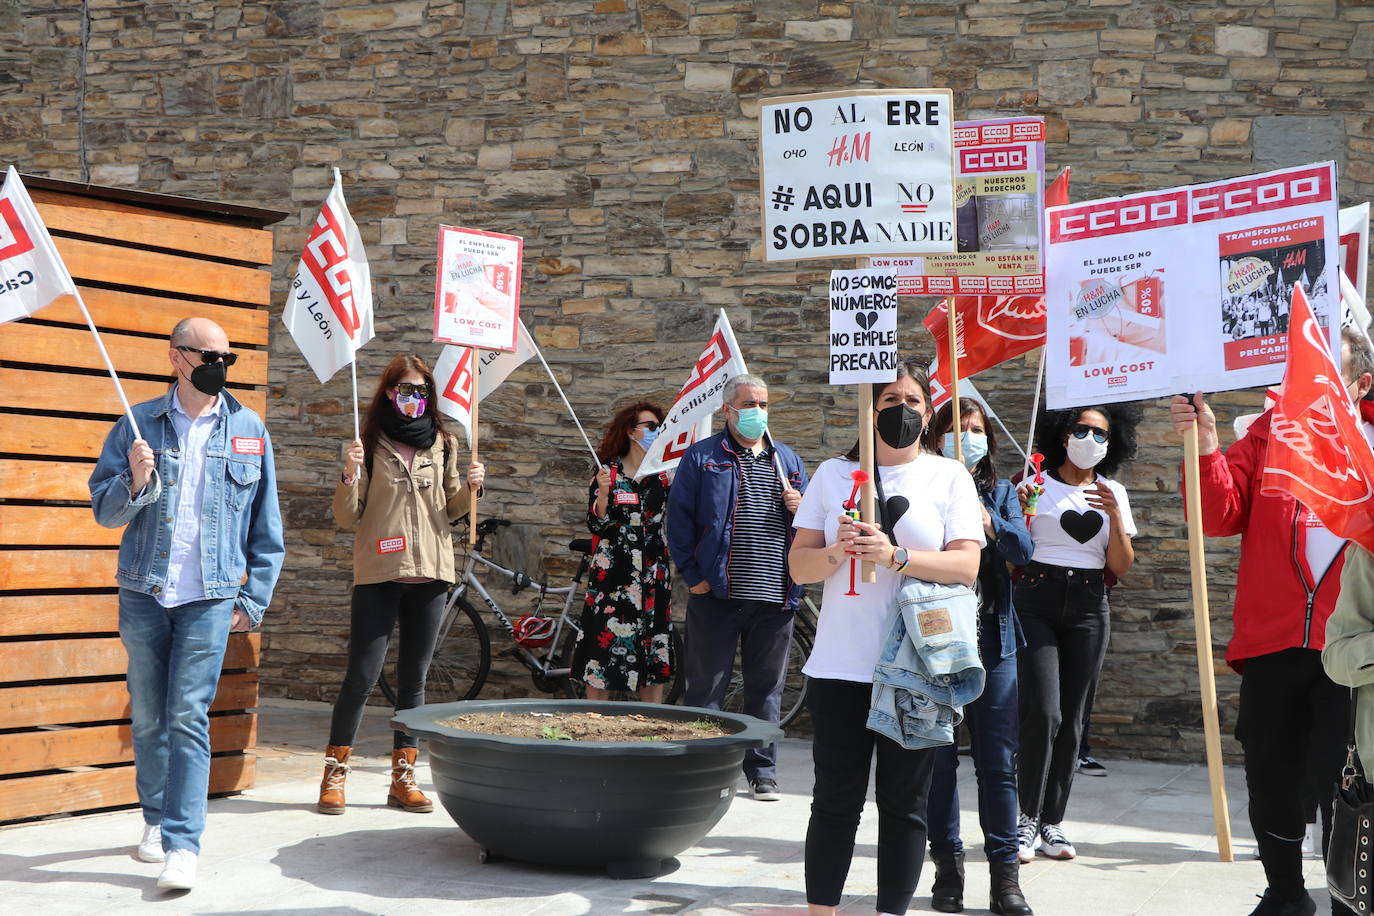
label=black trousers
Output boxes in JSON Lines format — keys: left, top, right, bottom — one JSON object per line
{"left": 328, "top": 580, "right": 448, "bottom": 750}
{"left": 1015, "top": 564, "right": 1110, "bottom": 825}
{"left": 804, "top": 678, "right": 936, "bottom": 915}
{"left": 682, "top": 592, "right": 794, "bottom": 781}
{"left": 1237, "top": 647, "right": 1350, "bottom": 902}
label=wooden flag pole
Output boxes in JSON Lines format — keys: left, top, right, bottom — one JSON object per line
{"left": 859, "top": 383, "right": 877, "bottom": 582}
{"left": 945, "top": 299, "right": 962, "bottom": 465}
{"left": 349, "top": 358, "right": 361, "bottom": 443}
{"left": 1183, "top": 421, "right": 1234, "bottom": 862}
{"left": 468, "top": 345, "right": 480, "bottom": 546}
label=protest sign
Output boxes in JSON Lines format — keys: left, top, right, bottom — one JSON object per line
{"left": 636, "top": 310, "right": 748, "bottom": 480}
{"left": 871, "top": 117, "right": 1047, "bottom": 295}
{"left": 434, "top": 225, "right": 522, "bottom": 352}
{"left": 1045, "top": 162, "right": 1339, "bottom": 408}
{"left": 1341, "top": 202, "right": 1369, "bottom": 303}
{"left": 758, "top": 89, "right": 956, "bottom": 262}
{"left": 828, "top": 268, "right": 898, "bottom": 385}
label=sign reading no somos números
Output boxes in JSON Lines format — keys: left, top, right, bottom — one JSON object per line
{"left": 829, "top": 268, "right": 899, "bottom": 385}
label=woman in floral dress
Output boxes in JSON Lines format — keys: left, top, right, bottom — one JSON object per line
{"left": 571, "top": 401, "right": 676, "bottom": 701}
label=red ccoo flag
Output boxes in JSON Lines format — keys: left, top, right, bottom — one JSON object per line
{"left": 1260, "top": 283, "right": 1374, "bottom": 553}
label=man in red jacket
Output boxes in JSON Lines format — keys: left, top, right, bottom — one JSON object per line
{"left": 1171, "top": 327, "right": 1374, "bottom": 916}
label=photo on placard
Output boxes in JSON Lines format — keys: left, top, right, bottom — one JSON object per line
{"left": 1066, "top": 256, "right": 1166, "bottom": 368}
{"left": 1217, "top": 217, "right": 1330, "bottom": 371}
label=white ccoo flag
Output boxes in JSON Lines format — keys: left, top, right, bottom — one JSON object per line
{"left": 434, "top": 320, "right": 537, "bottom": 447}
{"left": 0, "top": 166, "right": 78, "bottom": 324}
{"left": 635, "top": 310, "right": 749, "bottom": 480}
{"left": 282, "top": 169, "right": 374, "bottom": 384}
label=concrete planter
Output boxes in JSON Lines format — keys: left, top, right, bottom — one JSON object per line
{"left": 391, "top": 699, "right": 782, "bottom": 878}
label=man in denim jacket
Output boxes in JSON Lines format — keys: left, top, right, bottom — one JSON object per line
{"left": 89, "top": 317, "right": 284, "bottom": 890}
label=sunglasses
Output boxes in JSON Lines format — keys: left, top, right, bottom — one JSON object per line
{"left": 1070, "top": 423, "right": 1109, "bottom": 444}
{"left": 635, "top": 421, "right": 661, "bottom": 432}
{"left": 176, "top": 345, "right": 238, "bottom": 367}
{"left": 395, "top": 382, "right": 431, "bottom": 398}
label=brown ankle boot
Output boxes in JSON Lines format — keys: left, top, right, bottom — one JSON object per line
{"left": 318, "top": 745, "right": 351, "bottom": 815}
{"left": 387, "top": 747, "right": 433, "bottom": 813}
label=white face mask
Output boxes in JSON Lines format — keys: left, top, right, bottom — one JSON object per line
{"left": 1065, "top": 435, "right": 1109, "bottom": 470}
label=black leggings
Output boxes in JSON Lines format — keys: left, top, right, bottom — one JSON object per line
{"left": 1237, "top": 647, "right": 1350, "bottom": 902}
{"left": 1015, "top": 564, "right": 1110, "bottom": 825}
{"left": 328, "top": 580, "right": 448, "bottom": 750}
{"left": 804, "top": 677, "right": 936, "bottom": 915}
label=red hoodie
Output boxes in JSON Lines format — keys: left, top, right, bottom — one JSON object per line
{"left": 1184, "top": 401, "right": 1374, "bottom": 671}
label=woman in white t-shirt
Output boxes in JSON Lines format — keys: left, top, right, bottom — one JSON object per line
{"left": 1014, "top": 403, "right": 1140, "bottom": 866}
{"left": 789, "top": 361, "right": 984, "bottom": 916}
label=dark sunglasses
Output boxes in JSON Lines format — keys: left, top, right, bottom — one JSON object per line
{"left": 176, "top": 345, "right": 238, "bottom": 367}
{"left": 395, "top": 382, "right": 431, "bottom": 398}
{"left": 635, "top": 421, "right": 661, "bottom": 432}
{"left": 1070, "top": 423, "right": 1109, "bottom": 444}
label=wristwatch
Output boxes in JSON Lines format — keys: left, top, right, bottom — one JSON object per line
{"left": 889, "top": 546, "right": 909, "bottom": 571}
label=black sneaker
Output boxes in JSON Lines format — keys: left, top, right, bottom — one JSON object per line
{"left": 1077, "top": 755, "right": 1108, "bottom": 776}
{"left": 749, "top": 778, "right": 781, "bottom": 801}
{"left": 1247, "top": 889, "right": 1316, "bottom": 916}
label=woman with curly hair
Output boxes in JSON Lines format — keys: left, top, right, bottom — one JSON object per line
{"left": 570, "top": 401, "right": 675, "bottom": 701}
{"left": 1014, "top": 402, "right": 1140, "bottom": 866}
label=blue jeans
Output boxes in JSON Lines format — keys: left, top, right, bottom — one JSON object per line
{"left": 119, "top": 588, "right": 234, "bottom": 855}
{"left": 927, "top": 623, "right": 1020, "bottom": 863}
{"left": 683, "top": 592, "right": 793, "bottom": 781}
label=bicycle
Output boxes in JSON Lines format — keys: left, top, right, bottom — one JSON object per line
{"left": 378, "top": 516, "right": 685, "bottom": 705}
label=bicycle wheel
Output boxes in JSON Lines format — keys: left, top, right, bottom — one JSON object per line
{"left": 376, "top": 594, "right": 491, "bottom": 705}
{"left": 560, "top": 623, "right": 686, "bottom": 703}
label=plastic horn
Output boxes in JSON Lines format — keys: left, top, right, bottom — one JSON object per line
{"left": 1025, "top": 452, "right": 1046, "bottom": 519}
{"left": 842, "top": 469, "right": 870, "bottom": 596}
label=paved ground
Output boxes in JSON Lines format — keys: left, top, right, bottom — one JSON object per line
{"left": 0, "top": 698, "right": 1340, "bottom": 914}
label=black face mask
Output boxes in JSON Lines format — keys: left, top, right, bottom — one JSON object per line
{"left": 876, "top": 403, "right": 924, "bottom": 449}
{"left": 187, "top": 359, "right": 228, "bottom": 396}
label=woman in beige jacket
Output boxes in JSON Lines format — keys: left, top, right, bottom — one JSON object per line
{"left": 1324, "top": 544, "right": 1374, "bottom": 778}
{"left": 317, "top": 353, "right": 484, "bottom": 815}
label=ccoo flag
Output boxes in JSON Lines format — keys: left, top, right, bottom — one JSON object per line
{"left": 433, "top": 320, "right": 538, "bottom": 447}
{"left": 283, "top": 169, "right": 374, "bottom": 383}
{"left": 1261, "top": 283, "right": 1374, "bottom": 554}
{"left": 0, "top": 166, "right": 78, "bottom": 324}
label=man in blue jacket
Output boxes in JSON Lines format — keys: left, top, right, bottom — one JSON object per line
{"left": 89, "top": 317, "right": 284, "bottom": 891}
{"left": 667, "top": 373, "right": 808, "bottom": 800}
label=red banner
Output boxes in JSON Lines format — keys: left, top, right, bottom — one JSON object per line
{"left": 1261, "top": 284, "right": 1374, "bottom": 553}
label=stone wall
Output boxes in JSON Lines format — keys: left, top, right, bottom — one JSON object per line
{"left": 5, "top": 0, "right": 1373, "bottom": 761}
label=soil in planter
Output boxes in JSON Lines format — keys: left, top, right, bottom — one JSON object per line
{"left": 437, "top": 711, "right": 733, "bottom": 741}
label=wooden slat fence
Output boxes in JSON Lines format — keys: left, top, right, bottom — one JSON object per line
{"left": 0, "top": 179, "right": 283, "bottom": 823}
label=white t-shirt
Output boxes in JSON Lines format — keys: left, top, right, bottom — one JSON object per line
{"left": 794, "top": 454, "right": 985, "bottom": 683}
{"left": 1027, "top": 473, "right": 1136, "bottom": 569}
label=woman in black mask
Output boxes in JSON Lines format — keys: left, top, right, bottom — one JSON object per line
{"left": 319, "top": 353, "right": 485, "bottom": 817}
{"left": 789, "top": 359, "right": 984, "bottom": 916}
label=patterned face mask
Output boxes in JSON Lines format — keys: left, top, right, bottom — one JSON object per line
{"left": 393, "top": 391, "right": 428, "bottom": 418}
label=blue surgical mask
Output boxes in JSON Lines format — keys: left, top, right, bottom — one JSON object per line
{"left": 943, "top": 431, "right": 989, "bottom": 469}
{"left": 638, "top": 426, "right": 659, "bottom": 450}
{"left": 732, "top": 406, "right": 768, "bottom": 440}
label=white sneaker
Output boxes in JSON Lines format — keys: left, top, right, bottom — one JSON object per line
{"left": 1016, "top": 812, "right": 1039, "bottom": 864}
{"left": 1038, "top": 822, "right": 1076, "bottom": 860}
{"left": 137, "top": 824, "right": 164, "bottom": 863}
{"left": 157, "top": 848, "right": 197, "bottom": 890}
{"left": 1302, "top": 823, "right": 1318, "bottom": 858}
